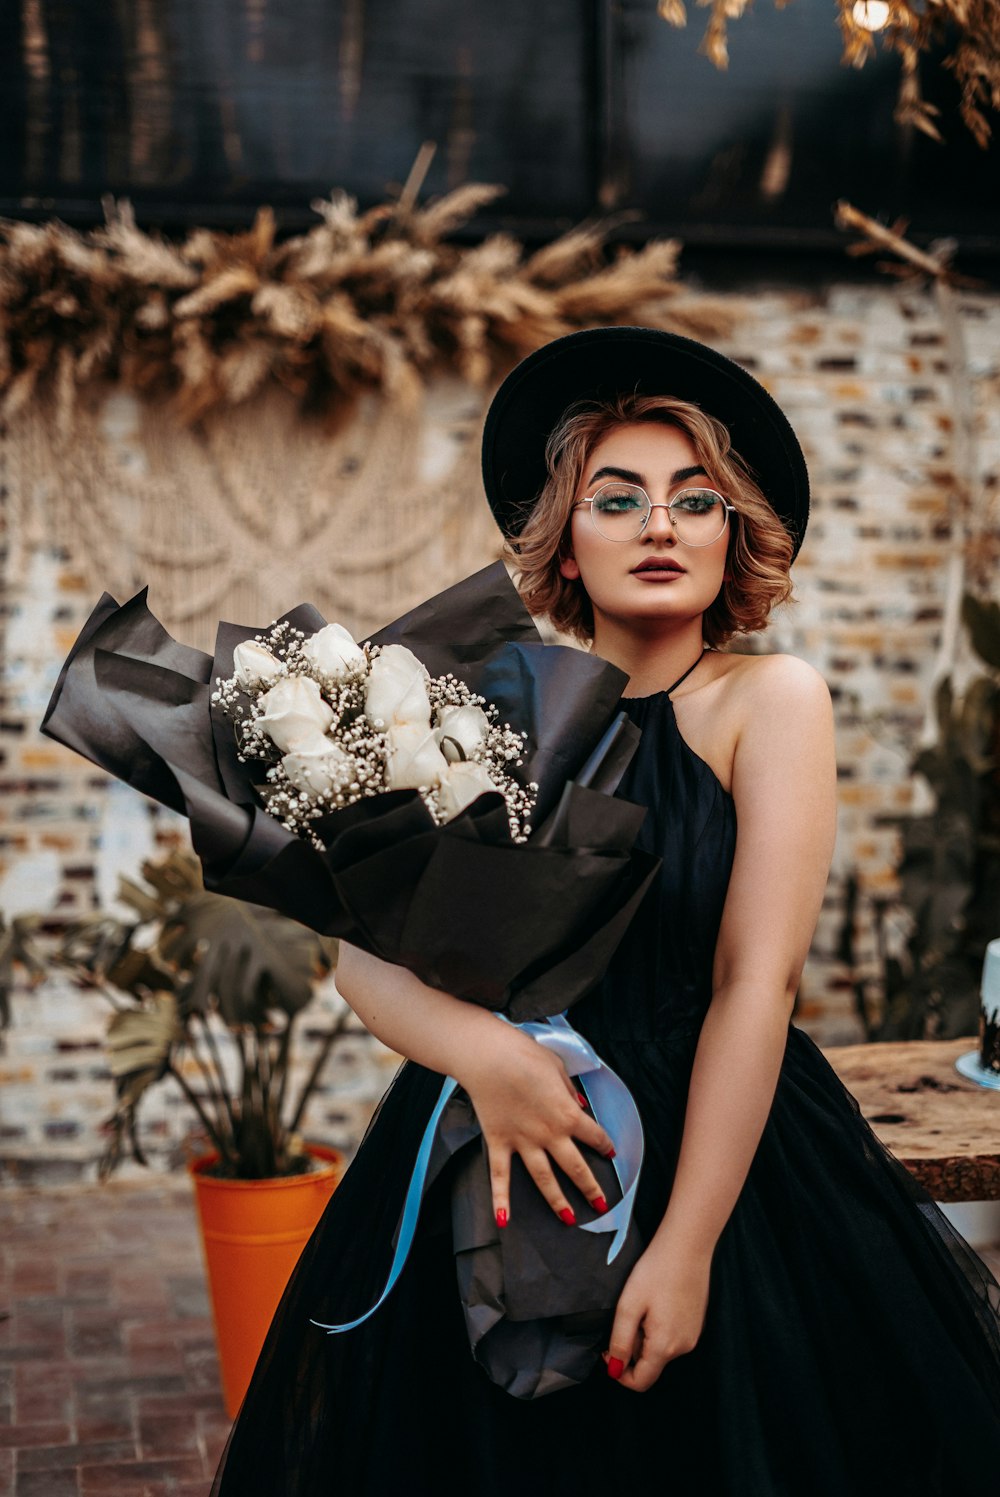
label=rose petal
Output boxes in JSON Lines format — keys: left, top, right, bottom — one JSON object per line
{"left": 255, "top": 675, "right": 335, "bottom": 752}
{"left": 282, "top": 740, "right": 355, "bottom": 796}
{"left": 365, "top": 644, "right": 432, "bottom": 728}
{"left": 233, "top": 640, "right": 282, "bottom": 691}
{"left": 437, "top": 761, "right": 499, "bottom": 821}
{"left": 384, "top": 722, "right": 449, "bottom": 789}
{"left": 300, "top": 622, "right": 366, "bottom": 681}
{"left": 435, "top": 703, "right": 490, "bottom": 763}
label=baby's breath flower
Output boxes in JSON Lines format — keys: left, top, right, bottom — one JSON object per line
{"left": 214, "top": 618, "right": 536, "bottom": 840}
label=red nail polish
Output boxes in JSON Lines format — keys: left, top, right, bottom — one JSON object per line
{"left": 496, "top": 1208, "right": 508, "bottom": 1229}
{"left": 607, "top": 1357, "right": 624, "bottom": 1380}
{"left": 577, "top": 1092, "right": 588, "bottom": 1107}
{"left": 558, "top": 1207, "right": 576, "bottom": 1226}
{"left": 605, "top": 1146, "right": 617, "bottom": 1159}
{"left": 590, "top": 1195, "right": 608, "bottom": 1213}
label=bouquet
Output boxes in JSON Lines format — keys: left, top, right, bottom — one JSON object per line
{"left": 212, "top": 612, "right": 538, "bottom": 842}
{"left": 42, "top": 559, "right": 660, "bottom": 1397}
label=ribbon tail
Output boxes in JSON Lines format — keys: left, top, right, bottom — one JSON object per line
{"left": 312, "top": 1008, "right": 644, "bottom": 1330}
{"left": 310, "top": 1073, "right": 459, "bottom": 1333}
{"left": 576, "top": 1063, "right": 643, "bottom": 1263}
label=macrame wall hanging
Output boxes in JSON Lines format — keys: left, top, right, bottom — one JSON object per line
{"left": 0, "top": 183, "right": 731, "bottom": 647}
{"left": 4, "top": 377, "right": 501, "bottom": 650}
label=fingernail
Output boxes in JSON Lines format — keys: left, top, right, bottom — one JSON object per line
{"left": 590, "top": 1195, "right": 608, "bottom": 1214}
{"left": 577, "top": 1091, "right": 588, "bottom": 1107}
{"left": 607, "top": 1357, "right": 624, "bottom": 1380}
{"left": 496, "top": 1208, "right": 508, "bottom": 1229}
{"left": 605, "top": 1146, "right": 617, "bottom": 1159}
{"left": 558, "top": 1207, "right": 576, "bottom": 1226}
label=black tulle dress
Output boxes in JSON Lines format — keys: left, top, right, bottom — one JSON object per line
{"left": 212, "top": 684, "right": 1000, "bottom": 1497}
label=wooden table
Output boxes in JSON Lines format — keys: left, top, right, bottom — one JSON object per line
{"left": 820, "top": 1035, "right": 1000, "bottom": 1202}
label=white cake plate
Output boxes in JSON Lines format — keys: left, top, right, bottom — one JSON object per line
{"left": 955, "top": 1050, "right": 1000, "bottom": 1090}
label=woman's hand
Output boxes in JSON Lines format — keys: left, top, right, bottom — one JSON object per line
{"left": 602, "top": 1239, "right": 712, "bottom": 1392}
{"left": 455, "top": 1026, "right": 617, "bottom": 1229}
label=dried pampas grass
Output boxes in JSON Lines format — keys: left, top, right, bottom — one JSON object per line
{"left": 0, "top": 186, "right": 731, "bottom": 427}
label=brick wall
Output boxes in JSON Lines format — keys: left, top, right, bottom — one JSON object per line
{"left": 3, "top": 277, "right": 998, "bottom": 1177}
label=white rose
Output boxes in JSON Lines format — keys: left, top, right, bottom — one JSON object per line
{"left": 299, "top": 622, "right": 366, "bottom": 681}
{"left": 384, "top": 722, "right": 450, "bottom": 790}
{"left": 255, "top": 675, "right": 334, "bottom": 752}
{"left": 365, "top": 644, "right": 432, "bottom": 728}
{"left": 437, "top": 761, "right": 500, "bottom": 821}
{"left": 282, "top": 737, "right": 355, "bottom": 797}
{"left": 233, "top": 640, "right": 282, "bottom": 691}
{"left": 434, "top": 704, "right": 490, "bottom": 763}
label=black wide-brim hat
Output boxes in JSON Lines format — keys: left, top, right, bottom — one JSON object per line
{"left": 481, "top": 326, "right": 809, "bottom": 560}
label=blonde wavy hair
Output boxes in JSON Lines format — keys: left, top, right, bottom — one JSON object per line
{"left": 500, "top": 392, "right": 795, "bottom": 648}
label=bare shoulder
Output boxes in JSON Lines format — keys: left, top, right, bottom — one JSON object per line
{"left": 719, "top": 651, "right": 832, "bottom": 719}
{"left": 720, "top": 653, "right": 836, "bottom": 805}
{"left": 672, "top": 651, "right": 831, "bottom": 796}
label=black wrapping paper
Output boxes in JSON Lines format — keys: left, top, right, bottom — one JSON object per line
{"left": 424, "top": 1087, "right": 645, "bottom": 1398}
{"left": 42, "top": 560, "right": 660, "bottom": 1019}
{"left": 42, "top": 559, "right": 659, "bottom": 1395}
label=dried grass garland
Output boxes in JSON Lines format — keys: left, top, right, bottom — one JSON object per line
{"left": 0, "top": 185, "right": 730, "bottom": 428}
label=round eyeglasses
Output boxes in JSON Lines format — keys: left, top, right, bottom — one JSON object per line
{"left": 574, "top": 483, "right": 735, "bottom": 546}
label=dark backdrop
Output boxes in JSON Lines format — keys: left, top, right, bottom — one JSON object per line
{"left": 0, "top": 0, "right": 996, "bottom": 269}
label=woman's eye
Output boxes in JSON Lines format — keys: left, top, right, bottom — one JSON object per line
{"left": 673, "top": 491, "right": 718, "bottom": 514}
{"left": 595, "top": 489, "right": 643, "bottom": 511}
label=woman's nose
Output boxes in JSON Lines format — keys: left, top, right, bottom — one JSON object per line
{"left": 644, "top": 503, "right": 677, "bottom": 540}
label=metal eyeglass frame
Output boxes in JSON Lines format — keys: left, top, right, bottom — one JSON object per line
{"left": 573, "top": 483, "right": 736, "bottom": 547}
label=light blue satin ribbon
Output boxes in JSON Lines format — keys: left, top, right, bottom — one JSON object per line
{"left": 311, "top": 1010, "right": 644, "bottom": 1335}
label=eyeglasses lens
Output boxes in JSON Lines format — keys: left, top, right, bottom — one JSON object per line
{"left": 590, "top": 485, "right": 729, "bottom": 545}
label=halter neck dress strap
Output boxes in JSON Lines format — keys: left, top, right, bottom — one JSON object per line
{"left": 664, "top": 646, "right": 711, "bottom": 698}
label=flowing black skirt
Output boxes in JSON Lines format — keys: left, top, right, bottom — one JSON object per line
{"left": 212, "top": 1021, "right": 1000, "bottom": 1497}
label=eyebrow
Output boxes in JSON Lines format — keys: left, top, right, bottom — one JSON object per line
{"left": 587, "top": 463, "right": 708, "bottom": 487}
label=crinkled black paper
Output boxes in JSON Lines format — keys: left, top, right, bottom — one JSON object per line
{"left": 426, "top": 1087, "right": 644, "bottom": 1398}
{"left": 42, "top": 560, "right": 660, "bottom": 1020}
{"left": 42, "top": 559, "right": 659, "bottom": 1395}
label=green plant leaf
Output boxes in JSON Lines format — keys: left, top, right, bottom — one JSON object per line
{"left": 0, "top": 914, "right": 46, "bottom": 1035}
{"left": 117, "top": 849, "right": 204, "bottom": 922}
{"left": 158, "top": 893, "right": 322, "bottom": 1028}
{"left": 106, "top": 944, "right": 178, "bottom": 997}
{"left": 962, "top": 593, "right": 1000, "bottom": 671}
{"left": 141, "top": 848, "right": 204, "bottom": 898}
{"left": 958, "top": 675, "right": 1000, "bottom": 769}
{"left": 54, "top": 914, "right": 136, "bottom": 981}
{"left": 933, "top": 674, "right": 956, "bottom": 747}
{"left": 114, "top": 877, "right": 167, "bottom": 924}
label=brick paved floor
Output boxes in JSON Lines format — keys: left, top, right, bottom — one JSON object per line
{"left": 1, "top": 1179, "right": 229, "bottom": 1497}
{"left": 2, "top": 1181, "right": 999, "bottom": 1497}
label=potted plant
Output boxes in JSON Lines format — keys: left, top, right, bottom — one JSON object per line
{"left": 53, "top": 846, "right": 356, "bottom": 1415}
{"left": 838, "top": 591, "right": 1000, "bottom": 1044}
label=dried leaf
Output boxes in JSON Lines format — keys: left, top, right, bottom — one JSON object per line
{"left": 105, "top": 990, "right": 181, "bottom": 1079}
{"left": 657, "top": 0, "right": 688, "bottom": 23}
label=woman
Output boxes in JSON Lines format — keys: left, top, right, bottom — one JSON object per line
{"left": 213, "top": 328, "right": 1000, "bottom": 1496}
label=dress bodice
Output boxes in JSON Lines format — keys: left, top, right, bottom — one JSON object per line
{"left": 571, "top": 689, "right": 737, "bottom": 1045}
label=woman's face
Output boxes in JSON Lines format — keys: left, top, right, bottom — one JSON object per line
{"left": 559, "top": 422, "right": 731, "bottom": 632}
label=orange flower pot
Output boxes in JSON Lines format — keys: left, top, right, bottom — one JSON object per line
{"left": 190, "top": 1144, "right": 344, "bottom": 1418}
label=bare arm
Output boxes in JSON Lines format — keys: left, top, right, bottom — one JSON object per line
{"left": 335, "top": 942, "right": 617, "bottom": 1225}
{"left": 606, "top": 655, "right": 838, "bottom": 1390}
{"left": 652, "top": 655, "right": 837, "bottom": 1260}
{"left": 336, "top": 940, "right": 507, "bottom": 1081}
